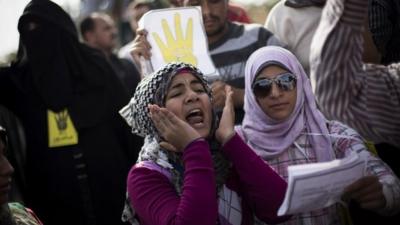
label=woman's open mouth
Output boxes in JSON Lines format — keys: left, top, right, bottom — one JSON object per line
{"left": 185, "top": 108, "right": 205, "bottom": 128}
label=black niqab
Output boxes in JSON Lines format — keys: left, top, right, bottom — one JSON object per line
{"left": 0, "top": 1, "right": 142, "bottom": 225}
{"left": 14, "top": 0, "right": 122, "bottom": 128}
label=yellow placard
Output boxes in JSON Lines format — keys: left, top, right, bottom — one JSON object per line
{"left": 152, "top": 13, "right": 197, "bottom": 66}
{"left": 47, "top": 109, "right": 78, "bottom": 148}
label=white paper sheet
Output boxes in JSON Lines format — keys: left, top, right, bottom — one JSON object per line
{"left": 278, "top": 153, "right": 366, "bottom": 216}
{"left": 138, "top": 7, "right": 219, "bottom": 79}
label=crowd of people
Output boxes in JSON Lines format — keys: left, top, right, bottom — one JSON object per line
{"left": 0, "top": 0, "right": 399, "bottom": 225}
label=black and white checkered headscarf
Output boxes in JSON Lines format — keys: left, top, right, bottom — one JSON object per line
{"left": 120, "top": 62, "right": 213, "bottom": 139}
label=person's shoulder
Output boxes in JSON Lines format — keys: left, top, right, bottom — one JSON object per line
{"left": 240, "top": 22, "right": 273, "bottom": 36}
{"left": 269, "top": 0, "right": 287, "bottom": 15}
{"left": 127, "top": 162, "right": 174, "bottom": 201}
{"left": 225, "top": 21, "right": 265, "bottom": 35}
{"left": 268, "top": 1, "right": 322, "bottom": 20}
{"left": 241, "top": 22, "right": 264, "bottom": 30}
{"left": 269, "top": 0, "right": 316, "bottom": 16}
{"left": 130, "top": 161, "right": 172, "bottom": 181}
{"left": 9, "top": 202, "right": 43, "bottom": 225}
{"left": 328, "top": 120, "right": 363, "bottom": 139}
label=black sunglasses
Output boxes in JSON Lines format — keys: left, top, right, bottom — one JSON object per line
{"left": 252, "top": 73, "right": 297, "bottom": 98}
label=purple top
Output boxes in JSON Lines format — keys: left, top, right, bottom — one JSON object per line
{"left": 127, "top": 133, "right": 288, "bottom": 225}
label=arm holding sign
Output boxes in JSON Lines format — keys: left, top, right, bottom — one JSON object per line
{"left": 129, "top": 29, "right": 152, "bottom": 75}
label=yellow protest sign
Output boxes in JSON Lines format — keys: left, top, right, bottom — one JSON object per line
{"left": 139, "top": 7, "right": 218, "bottom": 78}
{"left": 152, "top": 13, "right": 197, "bottom": 66}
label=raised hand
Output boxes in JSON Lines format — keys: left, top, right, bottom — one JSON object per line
{"left": 211, "top": 80, "right": 226, "bottom": 110}
{"left": 130, "top": 29, "right": 152, "bottom": 68}
{"left": 215, "top": 86, "right": 235, "bottom": 145}
{"left": 152, "top": 13, "right": 197, "bottom": 65}
{"left": 149, "top": 104, "right": 201, "bottom": 152}
{"left": 342, "top": 175, "right": 386, "bottom": 210}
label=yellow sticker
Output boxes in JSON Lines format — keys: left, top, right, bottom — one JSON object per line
{"left": 365, "top": 140, "right": 378, "bottom": 156}
{"left": 48, "top": 109, "right": 78, "bottom": 148}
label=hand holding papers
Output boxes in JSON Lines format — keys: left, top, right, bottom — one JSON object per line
{"left": 138, "top": 7, "right": 218, "bottom": 79}
{"left": 278, "top": 153, "right": 366, "bottom": 216}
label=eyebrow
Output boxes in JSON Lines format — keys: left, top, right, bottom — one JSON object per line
{"left": 170, "top": 78, "right": 202, "bottom": 89}
{"left": 256, "top": 72, "right": 291, "bottom": 80}
{"left": 190, "top": 79, "right": 202, "bottom": 86}
{"left": 170, "top": 82, "right": 184, "bottom": 90}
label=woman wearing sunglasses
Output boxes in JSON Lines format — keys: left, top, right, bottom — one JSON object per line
{"left": 236, "top": 46, "right": 400, "bottom": 224}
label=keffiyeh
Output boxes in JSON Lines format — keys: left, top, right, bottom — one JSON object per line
{"left": 120, "top": 62, "right": 212, "bottom": 138}
{"left": 119, "top": 62, "right": 230, "bottom": 224}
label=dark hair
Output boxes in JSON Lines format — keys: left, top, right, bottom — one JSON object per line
{"left": 0, "top": 126, "right": 7, "bottom": 148}
{"left": 285, "top": 0, "right": 326, "bottom": 8}
{"left": 79, "top": 16, "right": 96, "bottom": 38}
{"left": 131, "top": 0, "right": 170, "bottom": 10}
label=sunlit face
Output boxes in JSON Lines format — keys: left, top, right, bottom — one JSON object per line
{"left": 92, "top": 15, "right": 117, "bottom": 52}
{"left": 0, "top": 137, "right": 14, "bottom": 205}
{"left": 164, "top": 72, "right": 212, "bottom": 138}
{"left": 183, "top": 0, "right": 228, "bottom": 42}
{"left": 254, "top": 65, "right": 297, "bottom": 122}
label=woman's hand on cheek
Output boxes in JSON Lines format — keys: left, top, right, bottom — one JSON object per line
{"left": 342, "top": 175, "right": 386, "bottom": 211}
{"left": 149, "top": 104, "right": 201, "bottom": 152}
{"left": 215, "top": 86, "right": 235, "bottom": 145}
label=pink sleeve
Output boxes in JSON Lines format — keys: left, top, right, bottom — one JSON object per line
{"left": 127, "top": 139, "right": 218, "bottom": 225}
{"left": 222, "top": 133, "right": 290, "bottom": 224}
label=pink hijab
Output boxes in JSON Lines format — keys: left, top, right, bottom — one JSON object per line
{"left": 237, "top": 46, "right": 334, "bottom": 162}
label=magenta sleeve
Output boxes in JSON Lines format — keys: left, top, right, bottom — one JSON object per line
{"left": 127, "top": 139, "right": 218, "bottom": 225}
{"left": 222, "top": 133, "right": 290, "bottom": 224}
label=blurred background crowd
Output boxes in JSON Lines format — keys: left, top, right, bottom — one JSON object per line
{"left": 0, "top": 0, "right": 279, "bottom": 65}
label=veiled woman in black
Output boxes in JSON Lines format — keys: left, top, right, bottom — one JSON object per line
{"left": 0, "top": 0, "right": 142, "bottom": 224}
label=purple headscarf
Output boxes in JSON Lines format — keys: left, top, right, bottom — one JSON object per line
{"left": 237, "top": 46, "right": 334, "bottom": 162}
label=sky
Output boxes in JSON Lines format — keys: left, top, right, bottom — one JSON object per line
{"left": 0, "top": 0, "right": 29, "bottom": 64}
{"left": 0, "top": 0, "right": 79, "bottom": 64}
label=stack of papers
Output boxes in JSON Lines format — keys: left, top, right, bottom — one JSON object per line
{"left": 278, "top": 153, "right": 366, "bottom": 216}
